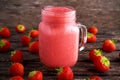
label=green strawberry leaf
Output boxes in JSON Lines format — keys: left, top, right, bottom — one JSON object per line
{"left": 11, "top": 51, "right": 15, "bottom": 57}
{"left": 95, "top": 49, "right": 102, "bottom": 56}
{"left": 92, "top": 24, "right": 97, "bottom": 27}
{"left": 56, "top": 67, "right": 63, "bottom": 75}
{"left": 28, "top": 71, "right": 37, "bottom": 77}
{"left": 31, "top": 28, "right": 36, "bottom": 31}
{"left": 26, "top": 33, "right": 31, "bottom": 38}
{"left": 0, "top": 40, "right": 5, "bottom": 47}
{"left": 87, "top": 32, "right": 93, "bottom": 37}
{"left": 111, "top": 40, "right": 116, "bottom": 45}
{"left": 83, "top": 78, "right": 90, "bottom": 80}
{"left": 29, "top": 42, "right": 32, "bottom": 46}
{"left": 11, "top": 62, "right": 14, "bottom": 65}
{"left": 101, "top": 56, "right": 110, "bottom": 67}
{"left": 0, "top": 27, "right": 2, "bottom": 32}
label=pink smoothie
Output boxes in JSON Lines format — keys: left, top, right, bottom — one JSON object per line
{"left": 39, "top": 6, "right": 79, "bottom": 68}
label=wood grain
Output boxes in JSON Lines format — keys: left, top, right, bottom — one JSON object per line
{"left": 0, "top": 0, "right": 120, "bottom": 80}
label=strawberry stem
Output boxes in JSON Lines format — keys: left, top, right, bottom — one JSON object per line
{"left": 28, "top": 71, "right": 36, "bottom": 77}
{"left": 101, "top": 56, "right": 110, "bottom": 67}
{"left": 111, "top": 40, "right": 116, "bottom": 44}
{"left": 83, "top": 78, "right": 90, "bottom": 80}
{"left": 95, "top": 49, "right": 102, "bottom": 56}
{"left": 87, "top": 32, "right": 93, "bottom": 37}
{"left": 25, "top": 33, "right": 31, "bottom": 38}
{"left": 0, "top": 27, "right": 2, "bottom": 32}
{"left": 56, "top": 67, "right": 63, "bottom": 75}
{"left": 0, "top": 40, "right": 5, "bottom": 47}
{"left": 93, "top": 24, "right": 96, "bottom": 26}
{"left": 31, "top": 28, "right": 37, "bottom": 30}
{"left": 11, "top": 51, "right": 15, "bottom": 57}
{"left": 11, "top": 62, "right": 14, "bottom": 65}
{"left": 18, "top": 25, "right": 24, "bottom": 30}
{"left": 31, "top": 28, "right": 35, "bottom": 31}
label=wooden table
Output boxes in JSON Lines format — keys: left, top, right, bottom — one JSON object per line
{"left": 0, "top": 0, "right": 120, "bottom": 80}
{"left": 0, "top": 17, "right": 120, "bottom": 80}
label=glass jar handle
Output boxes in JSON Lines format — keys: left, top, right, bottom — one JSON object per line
{"left": 77, "top": 23, "right": 87, "bottom": 51}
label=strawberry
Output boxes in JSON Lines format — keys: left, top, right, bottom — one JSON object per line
{"left": 88, "top": 26, "right": 98, "bottom": 35}
{"left": 29, "top": 41, "right": 39, "bottom": 54}
{"left": 89, "top": 49, "right": 102, "bottom": 61}
{"left": 16, "top": 24, "right": 26, "bottom": 33}
{"left": 0, "top": 39, "right": 10, "bottom": 52}
{"left": 20, "top": 35, "right": 31, "bottom": 46}
{"left": 85, "top": 76, "right": 102, "bottom": 80}
{"left": 87, "top": 32, "right": 97, "bottom": 43}
{"left": 102, "top": 39, "right": 116, "bottom": 52}
{"left": 10, "top": 50, "right": 24, "bottom": 63}
{"left": 90, "top": 76, "right": 102, "bottom": 80}
{"left": 57, "top": 67, "right": 74, "bottom": 80}
{"left": 93, "top": 56, "right": 110, "bottom": 72}
{"left": 10, "top": 63, "right": 24, "bottom": 76}
{"left": 29, "top": 29, "right": 39, "bottom": 38}
{"left": 9, "top": 76, "right": 24, "bottom": 80}
{"left": 0, "top": 27, "right": 10, "bottom": 37}
{"left": 28, "top": 71, "right": 43, "bottom": 80}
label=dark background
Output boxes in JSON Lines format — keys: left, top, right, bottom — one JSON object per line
{"left": 0, "top": 0, "right": 120, "bottom": 29}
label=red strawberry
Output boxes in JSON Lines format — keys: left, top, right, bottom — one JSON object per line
{"left": 10, "top": 50, "right": 24, "bottom": 63}
{"left": 16, "top": 24, "right": 26, "bottom": 33}
{"left": 0, "top": 27, "right": 11, "bottom": 37}
{"left": 93, "top": 56, "right": 110, "bottom": 72}
{"left": 87, "top": 32, "right": 97, "bottom": 43}
{"left": 89, "top": 76, "right": 102, "bottom": 80}
{"left": 102, "top": 39, "right": 116, "bottom": 52}
{"left": 20, "top": 35, "right": 31, "bottom": 46}
{"left": 9, "top": 76, "right": 24, "bottom": 80}
{"left": 0, "top": 39, "right": 10, "bottom": 52}
{"left": 85, "top": 76, "right": 102, "bottom": 80}
{"left": 10, "top": 63, "right": 24, "bottom": 76}
{"left": 28, "top": 71, "right": 43, "bottom": 80}
{"left": 29, "top": 29, "right": 39, "bottom": 38}
{"left": 57, "top": 67, "right": 74, "bottom": 80}
{"left": 88, "top": 26, "right": 98, "bottom": 35}
{"left": 29, "top": 41, "right": 39, "bottom": 54}
{"left": 89, "top": 49, "right": 102, "bottom": 61}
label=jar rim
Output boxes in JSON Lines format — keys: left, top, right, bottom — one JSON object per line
{"left": 42, "top": 5, "right": 76, "bottom": 16}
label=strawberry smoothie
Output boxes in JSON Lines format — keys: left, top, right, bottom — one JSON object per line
{"left": 39, "top": 6, "right": 80, "bottom": 68}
